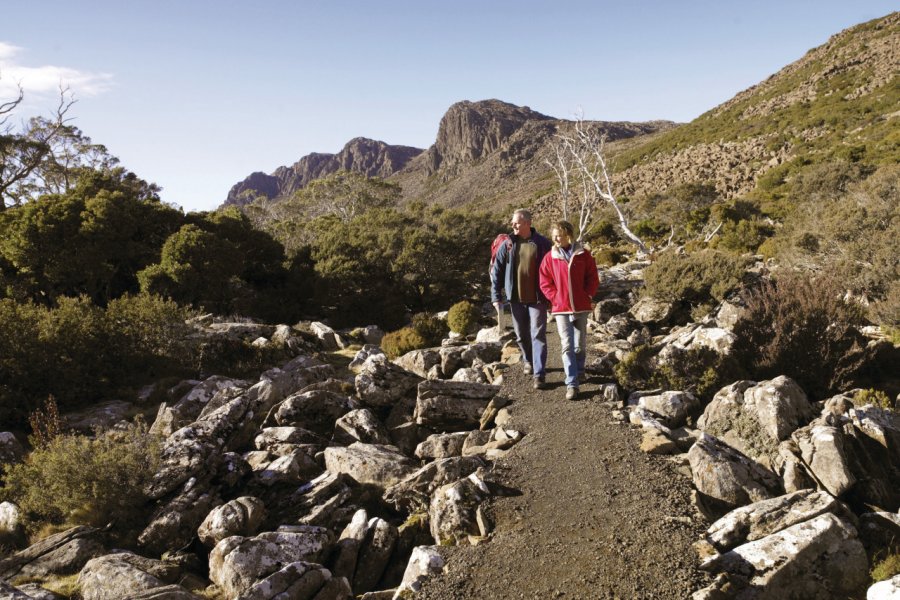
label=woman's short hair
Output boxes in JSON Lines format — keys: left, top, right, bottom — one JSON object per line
{"left": 551, "top": 220, "right": 575, "bottom": 239}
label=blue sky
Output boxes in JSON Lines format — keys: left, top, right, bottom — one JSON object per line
{"left": 1, "top": 1, "right": 895, "bottom": 212}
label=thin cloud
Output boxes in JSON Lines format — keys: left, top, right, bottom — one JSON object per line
{"left": 0, "top": 41, "right": 113, "bottom": 99}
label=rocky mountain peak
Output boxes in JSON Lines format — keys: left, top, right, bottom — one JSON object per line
{"left": 424, "top": 99, "right": 554, "bottom": 173}
{"left": 223, "top": 137, "right": 423, "bottom": 207}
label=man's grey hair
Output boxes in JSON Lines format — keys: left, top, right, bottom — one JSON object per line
{"left": 512, "top": 209, "right": 532, "bottom": 222}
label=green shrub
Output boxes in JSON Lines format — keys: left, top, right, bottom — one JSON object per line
{"left": 593, "top": 247, "right": 624, "bottom": 267}
{"left": 411, "top": 313, "right": 448, "bottom": 347}
{"left": 715, "top": 219, "right": 774, "bottom": 253}
{"left": 871, "top": 552, "right": 900, "bottom": 584}
{"left": 643, "top": 250, "right": 750, "bottom": 306}
{"left": 871, "top": 280, "right": 900, "bottom": 329}
{"left": 0, "top": 420, "right": 161, "bottom": 534}
{"left": 447, "top": 300, "right": 480, "bottom": 335}
{"left": 731, "top": 272, "right": 868, "bottom": 399}
{"left": 614, "top": 344, "right": 743, "bottom": 402}
{"left": 381, "top": 327, "right": 427, "bottom": 359}
{"left": 853, "top": 388, "right": 894, "bottom": 410}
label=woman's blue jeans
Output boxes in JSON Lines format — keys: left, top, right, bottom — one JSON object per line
{"left": 555, "top": 313, "right": 587, "bottom": 387}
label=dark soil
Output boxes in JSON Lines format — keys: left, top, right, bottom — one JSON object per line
{"left": 417, "top": 327, "right": 712, "bottom": 599}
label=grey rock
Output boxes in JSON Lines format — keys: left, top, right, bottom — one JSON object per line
{"left": 394, "top": 348, "right": 442, "bottom": 379}
{"left": 629, "top": 296, "right": 676, "bottom": 326}
{"left": 324, "top": 443, "right": 418, "bottom": 488}
{"left": 429, "top": 471, "right": 490, "bottom": 545}
{"left": 333, "top": 409, "right": 392, "bottom": 446}
{"left": 792, "top": 422, "right": 856, "bottom": 497}
{"left": 415, "top": 432, "right": 468, "bottom": 459}
{"left": 349, "top": 345, "right": 385, "bottom": 372}
{"left": 384, "top": 456, "right": 486, "bottom": 513}
{"left": 393, "top": 546, "right": 445, "bottom": 599}
{"left": 0, "top": 432, "right": 25, "bottom": 470}
{"left": 701, "top": 513, "right": 868, "bottom": 599}
{"left": 198, "top": 496, "right": 267, "bottom": 548}
{"left": 705, "top": 489, "right": 849, "bottom": 551}
{"left": 414, "top": 380, "right": 500, "bottom": 432}
{"left": 139, "top": 477, "right": 222, "bottom": 556}
{"left": 274, "top": 390, "right": 352, "bottom": 436}
{"left": 353, "top": 518, "right": 398, "bottom": 593}
{"left": 355, "top": 355, "right": 422, "bottom": 409}
{"left": 688, "top": 433, "right": 781, "bottom": 518}
{"left": 209, "top": 529, "right": 334, "bottom": 598}
{"left": 868, "top": 574, "right": 900, "bottom": 599}
{"left": 0, "top": 526, "right": 101, "bottom": 581}
{"left": 630, "top": 390, "right": 699, "bottom": 428}
{"left": 77, "top": 552, "right": 193, "bottom": 600}
{"left": 698, "top": 377, "right": 814, "bottom": 468}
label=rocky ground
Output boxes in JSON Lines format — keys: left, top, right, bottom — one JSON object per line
{"left": 418, "top": 328, "right": 712, "bottom": 599}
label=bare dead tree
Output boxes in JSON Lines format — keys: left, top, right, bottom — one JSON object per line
{"left": 0, "top": 80, "right": 79, "bottom": 210}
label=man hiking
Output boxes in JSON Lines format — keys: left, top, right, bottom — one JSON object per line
{"left": 490, "top": 209, "right": 552, "bottom": 390}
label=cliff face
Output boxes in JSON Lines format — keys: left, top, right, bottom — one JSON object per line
{"left": 423, "top": 100, "right": 555, "bottom": 174}
{"left": 223, "top": 138, "right": 423, "bottom": 207}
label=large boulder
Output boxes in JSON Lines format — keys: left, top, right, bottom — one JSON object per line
{"left": 429, "top": 471, "right": 492, "bottom": 545}
{"left": 240, "top": 561, "right": 350, "bottom": 600}
{"left": 77, "top": 552, "right": 194, "bottom": 600}
{"left": 146, "top": 393, "right": 253, "bottom": 500}
{"left": 414, "top": 380, "right": 500, "bottom": 432}
{"left": 139, "top": 477, "right": 222, "bottom": 556}
{"left": 629, "top": 390, "right": 699, "bottom": 429}
{"left": 198, "top": 496, "right": 267, "bottom": 548}
{"left": 415, "top": 432, "right": 469, "bottom": 459}
{"left": 0, "top": 526, "right": 103, "bottom": 581}
{"left": 150, "top": 376, "right": 249, "bottom": 437}
{"left": 324, "top": 443, "right": 418, "bottom": 488}
{"left": 394, "top": 348, "right": 442, "bottom": 379}
{"left": 274, "top": 390, "right": 353, "bottom": 436}
{"left": 698, "top": 377, "right": 814, "bottom": 468}
{"left": 688, "top": 433, "right": 782, "bottom": 518}
{"left": 332, "top": 512, "right": 398, "bottom": 595}
{"left": 355, "top": 354, "right": 422, "bottom": 409}
{"left": 704, "top": 490, "right": 851, "bottom": 551}
{"left": 393, "top": 546, "right": 445, "bottom": 599}
{"left": 333, "top": 409, "right": 392, "bottom": 446}
{"left": 791, "top": 422, "right": 857, "bottom": 498}
{"left": 700, "top": 513, "right": 868, "bottom": 599}
{"left": 384, "top": 456, "right": 486, "bottom": 513}
{"left": 209, "top": 529, "right": 334, "bottom": 598}
{"left": 629, "top": 296, "right": 676, "bottom": 326}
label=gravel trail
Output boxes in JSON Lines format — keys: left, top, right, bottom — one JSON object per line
{"left": 418, "top": 327, "right": 712, "bottom": 599}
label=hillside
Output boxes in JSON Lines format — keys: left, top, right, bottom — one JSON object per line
{"left": 612, "top": 11, "right": 899, "bottom": 203}
{"left": 225, "top": 12, "right": 897, "bottom": 223}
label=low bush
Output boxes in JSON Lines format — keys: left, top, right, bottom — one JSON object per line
{"left": 411, "top": 313, "right": 448, "bottom": 347}
{"left": 853, "top": 388, "right": 894, "bottom": 411}
{"left": 381, "top": 327, "right": 427, "bottom": 359}
{"left": 871, "top": 552, "right": 900, "bottom": 584}
{"left": 614, "top": 344, "right": 743, "bottom": 402}
{"left": 0, "top": 420, "right": 161, "bottom": 534}
{"left": 593, "top": 246, "right": 625, "bottom": 267}
{"left": 731, "top": 272, "right": 868, "bottom": 399}
{"left": 643, "top": 250, "right": 750, "bottom": 306}
{"left": 447, "top": 300, "right": 480, "bottom": 335}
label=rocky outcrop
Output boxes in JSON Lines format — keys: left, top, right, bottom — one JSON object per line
{"left": 0, "top": 526, "right": 103, "bottom": 581}
{"left": 697, "top": 377, "right": 814, "bottom": 468}
{"left": 224, "top": 137, "right": 423, "bottom": 207}
{"left": 77, "top": 552, "right": 197, "bottom": 600}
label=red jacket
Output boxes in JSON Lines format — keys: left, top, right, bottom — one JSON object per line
{"left": 539, "top": 243, "right": 600, "bottom": 314}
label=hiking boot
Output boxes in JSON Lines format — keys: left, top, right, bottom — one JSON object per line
{"left": 565, "top": 386, "right": 578, "bottom": 401}
{"left": 523, "top": 362, "right": 533, "bottom": 376}
{"left": 533, "top": 377, "right": 546, "bottom": 390}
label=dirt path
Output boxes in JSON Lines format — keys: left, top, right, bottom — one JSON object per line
{"left": 418, "top": 327, "right": 712, "bottom": 599}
